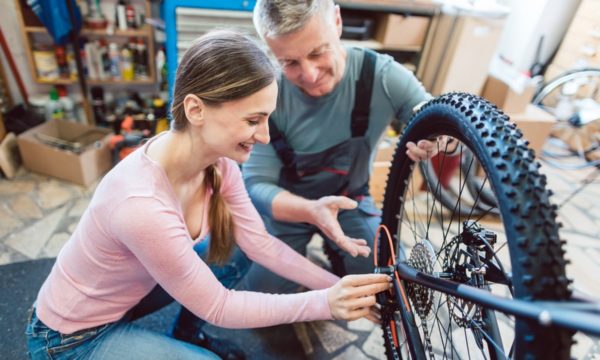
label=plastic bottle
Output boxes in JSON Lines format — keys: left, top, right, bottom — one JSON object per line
{"left": 152, "top": 97, "right": 168, "bottom": 133}
{"left": 108, "top": 42, "right": 121, "bottom": 79}
{"left": 116, "top": 0, "right": 127, "bottom": 31}
{"left": 155, "top": 46, "right": 166, "bottom": 89}
{"left": 57, "top": 85, "right": 76, "bottom": 122}
{"left": 79, "top": 39, "right": 89, "bottom": 77}
{"left": 129, "top": 37, "right": 140, "bottom": 79}
{"left": 135, "top": 38, "right": 148, "bottom": 79}
{"left": 120, "top": 44, "right": 134, "bottom": 81}
{"left": 54, "top": 45, "right": 70, "bottom": 79}
{"left": 91, "top": 86, "right": 107, "bottom": 126}
{"left": 126, "top": 4, "right": 136, "bottom": 29}
{"left": 46, "top": 87, "right": 64, "bottom": 121}
{"left": 66, "top": 46, "right": 77, "bottom": 80}
{"left": 98, "top": 38, "right": 110, "bottom": 80}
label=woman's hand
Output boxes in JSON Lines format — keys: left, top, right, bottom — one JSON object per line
{"left": 327, "top": 274, "right": 392, "bottom": 322}
{"left": 308, "top": 196, "right": 371, "bottom": 258}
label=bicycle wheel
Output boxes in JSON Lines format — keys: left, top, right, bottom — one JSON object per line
{"left": 533, "top": 68, "right": 600, "bottom": 168}
{"left": 532, "top": 68, "right": 600, "bottom": 117}
{"left": 377, "top": 93, "right": 572, "bottom": 359}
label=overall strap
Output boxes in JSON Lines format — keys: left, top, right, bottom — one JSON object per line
{"left": 268, "top": 117, "right": 296, "bottom": 169}
{"left": 351, "top": 49, "right": 377, "bottom": 137}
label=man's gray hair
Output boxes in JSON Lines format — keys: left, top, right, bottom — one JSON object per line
{"left": 253, "top": 0, "right": 335, "bottom": 39}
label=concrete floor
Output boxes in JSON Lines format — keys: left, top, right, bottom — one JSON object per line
{"left": 1, "top": 148, "right": 599, "bottom": 359}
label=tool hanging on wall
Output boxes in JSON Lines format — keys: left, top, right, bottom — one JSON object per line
{"left": 65, "top": 0, "right": 94, "bottom": 125}
{"left": 0, "top": 45, "right": 13, "bottom": 114}
{"left": 0, "top": 27, "right": 28, "bottom": 106}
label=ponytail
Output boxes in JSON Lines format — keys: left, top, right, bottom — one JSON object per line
{"left": 205, "top": 164, "right": 235, "bottom": 264}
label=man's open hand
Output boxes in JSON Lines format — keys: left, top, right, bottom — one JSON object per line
{"left": 309, "top": 196, "right": 371, "bottom": 257}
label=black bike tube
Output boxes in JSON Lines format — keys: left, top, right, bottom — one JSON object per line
{"left": 396, "top": 262, "right": 600, "bottom": 337}
{"left": 392, "top": 275, "right": 427, "bottom": 360}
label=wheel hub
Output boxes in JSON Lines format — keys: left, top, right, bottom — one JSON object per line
{"left": 443, "top": 221, "right": 498, "bottom": 327}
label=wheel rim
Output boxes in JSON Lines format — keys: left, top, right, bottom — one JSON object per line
{"left": 532, "top": 69, "right": 600, "bottom": 118}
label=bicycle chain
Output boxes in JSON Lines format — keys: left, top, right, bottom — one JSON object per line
{"left": 381, "top": 307, "right": 401, "bottom": 360}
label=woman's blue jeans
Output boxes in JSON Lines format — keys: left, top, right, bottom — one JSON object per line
{"left": 25, "top": 308, "right": 220, "bottom": 360}
{"left": 25, "top": 241, "right": 251, "bottom": 359}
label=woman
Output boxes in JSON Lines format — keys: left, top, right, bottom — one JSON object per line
{"left": 25, "top": 30, "right": 391, "bottom": 359}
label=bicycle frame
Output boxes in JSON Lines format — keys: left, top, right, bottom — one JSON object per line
{"left": 387, "top": 262, "right": 600, "bottom": 338}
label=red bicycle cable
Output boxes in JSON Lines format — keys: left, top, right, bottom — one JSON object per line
{"left": 374, "top": 224, "right": 411, "bottom": 309}
{"left": 373, "top": 223, "right": 413, "bottom": 350}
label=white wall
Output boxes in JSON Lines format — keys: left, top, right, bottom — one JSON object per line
{"left": 494, "top": 0, "right": 580, "bottom": 73}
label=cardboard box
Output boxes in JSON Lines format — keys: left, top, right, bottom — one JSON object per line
{"left": 370, "top": 136, "right": 423, "bottom": 204}
{"left": 420, "top": 14, "right": 506, "bottom": 95}
{"left": 370, "top": 162, "right": 391, "bottom": 205}
{"left": 17, "top": 119, "right": 113, "bottom": 186}
{"left": 375, "top": 14, "right": 430, "bottom": 48}
{"left": 482, "top": 75, "right": 536, "bottom": 114}
{"left": 370, "top": 161, "right": 424, "bottom": 205}
{"left": 508, "top": 104, "right": 556, "bottom": 156}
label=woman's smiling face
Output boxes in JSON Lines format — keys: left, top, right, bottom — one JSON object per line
{"left": 199, "top": 80, "right": 278, "bottom": 163}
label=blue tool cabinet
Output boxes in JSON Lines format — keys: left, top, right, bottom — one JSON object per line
{"left": 162, "top": 0, "right": 257, "bottom": 96}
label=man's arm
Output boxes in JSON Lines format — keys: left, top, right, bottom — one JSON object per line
{"left": 242, "top": 141, "right": 285, "bottom": 217}
{"left": 380, "top": 60, "right": 450, "bottom": 161}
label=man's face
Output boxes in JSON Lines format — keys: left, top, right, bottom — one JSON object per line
{"left": 265, "top": 7, "right": 346, "bottom": 97}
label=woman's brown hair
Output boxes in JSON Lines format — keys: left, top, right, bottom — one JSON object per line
{"left": 170, "top": 30, "right": 277, "bottom": 264}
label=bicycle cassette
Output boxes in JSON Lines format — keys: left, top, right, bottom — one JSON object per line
{"left": 406, "top": 240, "right": 437, "bottom": 318}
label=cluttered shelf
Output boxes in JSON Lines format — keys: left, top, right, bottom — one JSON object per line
{"left": 337, "top": 0, "right": 439, "bottom": 15}
{"left": 36, "top": 78, "right": 156, "bottom": 85}
{"left": 24, "top": 25, "right": 152, "bottom": 38}
{"left": 337, "top": 0, "right": 440, "bottom": 75}
{"left": 16, "top": 0, "right": 156, "bottom": 88}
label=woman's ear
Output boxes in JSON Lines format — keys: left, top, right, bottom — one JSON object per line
{"left": 183, "top": 94, "right": 205, "bottom": 126}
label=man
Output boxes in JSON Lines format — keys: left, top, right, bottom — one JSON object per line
{"left": 240, "top": 0, "right": 438, "bottom": 293}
